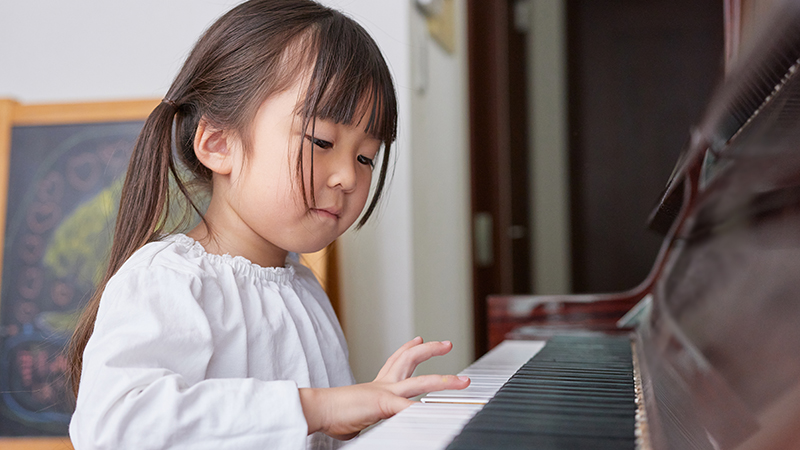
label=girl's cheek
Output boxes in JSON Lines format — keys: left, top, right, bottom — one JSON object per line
{"left": 357, "top": 184, "right": 371, "bottom": 209}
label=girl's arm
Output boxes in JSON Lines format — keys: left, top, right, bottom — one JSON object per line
{"left": 299, "top": 337, "right": 470, "bottom": 440}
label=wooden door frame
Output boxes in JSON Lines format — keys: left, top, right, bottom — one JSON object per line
{"left": 467, "top": 0, "right": 531, "bottom": 358}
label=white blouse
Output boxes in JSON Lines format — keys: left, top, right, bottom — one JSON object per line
{"left": 70, "top": 234, "right": 355, "bottom": 450}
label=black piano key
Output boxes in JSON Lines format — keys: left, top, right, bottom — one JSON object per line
{"left": 484, "top": 401, "right": 634, "bottom": 415}
{"left": 495, "top": 387, "right": 634, "bottom": 403}
{"left": 489, "top": 394, "right": 635, "bottom": 413}
{"left": 513, "top": 370, "right": 632, "bottom": 379}
{"left": 503, "top": 378, "right": 633, "bottom": 391}
{"left": 480, "top": 401, "right": 634, "bottom": 421}
{"left": 446, "top": 335, "right": 636, "bottom": 450}
{"left": 450, "top": 430, "right": 635, "bottom": 450}
{"left": 504, "top": 371, "right": 633, "bottom": 382}
{"left": 477, "top": 400, "right": 634, "bottom": 418}
{"left": 456, "top": 413, "right": 634, "bottom": 439}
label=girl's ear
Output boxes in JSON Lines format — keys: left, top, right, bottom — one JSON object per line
{"left": 194, "top": 118, "right": 235, "bottom": 175}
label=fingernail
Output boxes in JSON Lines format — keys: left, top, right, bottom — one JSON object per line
{"left": 458, "top": 376, "right": 470, "bottom": 382}
{"left": 442, "top": 340, "right": 451, "bottom": 346}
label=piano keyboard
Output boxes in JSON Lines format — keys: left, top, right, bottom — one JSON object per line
{"left": 342, "top": 340, "right": 545, "bottom": 450}
{"left": 344, "top": 336, "right": 637, "bottom": 450}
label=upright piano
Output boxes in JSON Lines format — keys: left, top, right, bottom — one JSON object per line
{"left": 345, "top": 2, "right": 800, "bottom": 449}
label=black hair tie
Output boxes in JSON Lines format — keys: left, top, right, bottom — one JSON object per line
{"left": 162, "top": 98, "right": 178, "bottom": 110}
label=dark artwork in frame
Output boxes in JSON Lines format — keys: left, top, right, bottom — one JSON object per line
{"left": 0, "top": 121, "right": 142, "bottom": 436}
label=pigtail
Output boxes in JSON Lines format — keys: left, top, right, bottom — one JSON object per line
{"left": 113, "top": 101, "right": 180, "bottom": 268}
{"left": 67, "top": 101, "right": 180, "bottom": 397}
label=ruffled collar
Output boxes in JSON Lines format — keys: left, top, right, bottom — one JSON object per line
{"left": 165, "top": 233, "right": 296, "bottom": 283}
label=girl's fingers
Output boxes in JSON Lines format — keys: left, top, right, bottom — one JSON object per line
{"left": 390, "top": 374, "right": 471, "bottom": 399}
{"left": 381, "top": 340, "right": 454, "bottom": 382}
{"left": 376, "top": 336, "right": 424, "bottom": 380}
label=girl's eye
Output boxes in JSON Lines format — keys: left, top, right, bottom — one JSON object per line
{"left": 305, "top": 135, "right": 333, "bottom": 150}
{"left": 357, "top": 154, "right": 375, "bottom": 168}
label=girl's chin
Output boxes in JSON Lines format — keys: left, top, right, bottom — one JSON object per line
{"left": 290, "top": 237, "right": 336, "bottom": 255}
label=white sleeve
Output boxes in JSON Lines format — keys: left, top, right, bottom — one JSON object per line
{"left": 69, "top": 267, "right": 308, "bottom": 450}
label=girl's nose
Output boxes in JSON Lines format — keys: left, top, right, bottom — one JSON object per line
{"left": 326, "top": 153, "right": 357, "bottom": 192}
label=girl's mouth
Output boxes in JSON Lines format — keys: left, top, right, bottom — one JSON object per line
{"left": 313, "top": 208, "right": 340, "bottom": 220}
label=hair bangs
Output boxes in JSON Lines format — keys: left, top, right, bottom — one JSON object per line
{"left": 301, "top": 14, "right": 397, "bottom": 145}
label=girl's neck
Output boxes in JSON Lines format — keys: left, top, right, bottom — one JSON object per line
{"left": 186, "top": 221, "right": 289, "bottom": 268}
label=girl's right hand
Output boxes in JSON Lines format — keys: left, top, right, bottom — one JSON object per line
{"left": 298, "top": 337, "right": 470, "bottom": 440}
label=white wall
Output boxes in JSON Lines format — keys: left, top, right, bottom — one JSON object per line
{"left": 527, "top": 0, "right": 572, "bottom": 294}
{"left": 1, "top": 0, "right": 473, "bottom": 383}
{"left": 0, "top": 0, "right": 241, "bottom": 102}
{"left": 408, "top": 2, "right": 472, "bottom": 376}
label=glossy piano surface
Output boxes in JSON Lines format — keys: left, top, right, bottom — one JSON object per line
{"left": 639, "top": 37, "right": 800, "bottom": 449}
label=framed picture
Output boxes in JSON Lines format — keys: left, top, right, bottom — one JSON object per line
{"left": 0, "top": 98, "right": 157, "bottom": 448}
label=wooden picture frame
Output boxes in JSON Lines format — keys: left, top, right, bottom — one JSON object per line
{"left": 0, "top": 98, "right": 158, "bottom": 449}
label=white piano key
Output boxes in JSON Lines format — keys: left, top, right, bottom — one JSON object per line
{"left": 343, "top": 403, "right": 484, "bottom": 450}
{"left": 422, "top": 340, "right": 545, "bottom": 404}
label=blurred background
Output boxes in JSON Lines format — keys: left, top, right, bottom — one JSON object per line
{"left": 0, "top": 0, "right": 770, "bottom": 442}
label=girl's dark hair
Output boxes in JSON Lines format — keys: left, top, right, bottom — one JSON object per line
{"left": 67, "top": 0, "right": 397, "bottom": 397}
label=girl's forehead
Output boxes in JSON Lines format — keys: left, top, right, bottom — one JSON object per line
{"left": 272, "top": 43, "right": 394, "bottom": 142}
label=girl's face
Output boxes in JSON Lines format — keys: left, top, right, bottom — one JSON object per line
{"left": 203, "top": 79, "right": 381, "bottom": 266}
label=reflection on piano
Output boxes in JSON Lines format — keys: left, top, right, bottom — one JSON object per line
{"left": 346, "top": 1, "right": 800, "bottom": 449}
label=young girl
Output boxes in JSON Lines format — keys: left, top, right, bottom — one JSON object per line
{"left": 66, "top": 0, "right": 469, "bottom": 448}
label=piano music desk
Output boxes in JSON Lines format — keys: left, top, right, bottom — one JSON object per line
{"left": 487, "top": 293, "right": 638, "bottom": 349}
